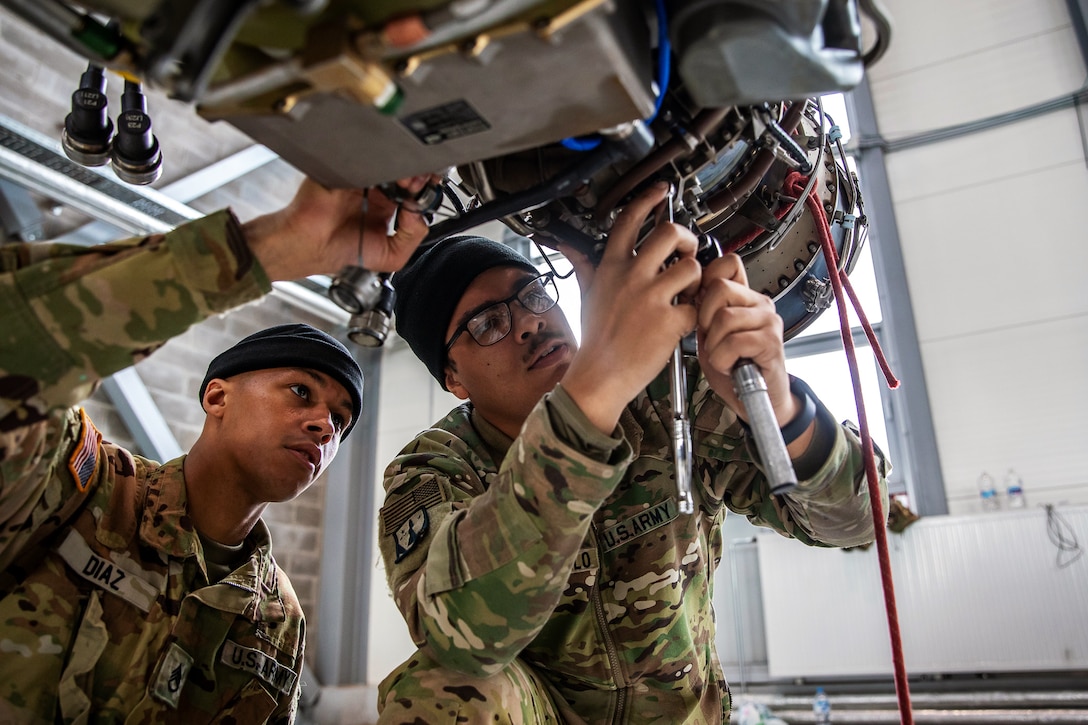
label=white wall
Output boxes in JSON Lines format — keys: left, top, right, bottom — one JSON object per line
{"left": 867, "top": 0, "right": 1088, "bottom": 514}
{"left": 759, "top": 505, "right": 1088, "bottom": 678}
{"left": 367, "top": 337, "right": 463, "bottom": 684}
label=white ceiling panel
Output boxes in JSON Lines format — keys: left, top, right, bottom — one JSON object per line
{"left": 870, "top": 0, "right": 1074, "bottom": 80}
{"left": 890, "top": 161, "right": 1088, "bottom": 340}
{"left": 869, "top": 27, "right": 1084, "bottom": 139}
{"left": 883, "top": 108, "right": 1086, "bottom": 204}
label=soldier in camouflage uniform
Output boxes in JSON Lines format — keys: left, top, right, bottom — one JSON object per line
{"left": 0, "top": 176, "right": 434, "bottom": 723}
{"left": 377, "top": 182, "right": 890, "bottom": 723}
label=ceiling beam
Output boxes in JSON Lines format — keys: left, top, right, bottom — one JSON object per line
{"left": 100, "top": 369, "right": 184, "bottom": 462}
{"left": 57, "top": 143, "right": 279, "bottom": 246}
{"left": 1066, "top": 0, "right": 1088, "bottom": 72}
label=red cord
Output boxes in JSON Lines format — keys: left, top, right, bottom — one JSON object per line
{"left": 784, "top": 172, "right": 914, "bottom": 723}
{"left": 839, "top": 273, "right": 900, "bottom": 389}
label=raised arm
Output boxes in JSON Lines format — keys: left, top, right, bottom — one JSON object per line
{"left": 0, "top": 176, "right": 434, "bottom": 424}
{"left": 689, "top": 255, "right": 890, "bottom": 546}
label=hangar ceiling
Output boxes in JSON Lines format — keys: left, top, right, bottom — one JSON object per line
{"left": 0, "top": 4, "right": 301, "bottom": 244}
{"left": 0, "top": 4, "right": 355, "bottom": 462}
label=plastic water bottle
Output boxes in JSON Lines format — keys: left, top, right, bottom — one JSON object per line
{"left": 812, "top": 687, "right": 831, "bottom": 724}
{"left": 977, "top": 472, "right": 1000, "bottom": 512}
{"left": 1005, "top": 468, "right": 1026, "bottom": 508}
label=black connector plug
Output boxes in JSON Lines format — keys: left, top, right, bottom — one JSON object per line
{"left": 62, "top": 64, "right": 113, "bottom": 167}
{"left": 111, "top": 80, "right": 163, "bottom": 185}
{"left": 347, "top": 276, "right": 396, "bottom": 348}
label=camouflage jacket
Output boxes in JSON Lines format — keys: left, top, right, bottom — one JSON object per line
{"left": 379, "top": 366, "right": 890, "bottom": 723}
{"left": 0, "top": 213, "right": 304, "bottom": 723}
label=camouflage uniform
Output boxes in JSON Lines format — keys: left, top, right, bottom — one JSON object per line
{"left": 378, "top": 363, "right": 890, "bottom": 724}
{"left": 0, "top": 212, "right": 305, "bottom": 723}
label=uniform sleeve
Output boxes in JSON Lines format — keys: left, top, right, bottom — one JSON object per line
{"left": 378, "top": 388, "right": 632, "bottom": 677}
{"left": 267, "top": 635, "right": 304, "bottom": 724}
{"left": 690, "top": 367, "right": 891, "bottom": 548}
{"left": 0, "top": 209, "right": 269, "bottom": 424}
{"left": 0, "top": 211, "right": 271, "bottom": 569}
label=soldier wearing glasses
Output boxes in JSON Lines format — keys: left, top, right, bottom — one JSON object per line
{"left": 376, "top": 182, "right": 890, "bottom": 724}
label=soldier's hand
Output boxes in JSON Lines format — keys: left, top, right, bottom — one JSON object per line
{"left": 562, "top": 182, "right": 701, "bottom": 434}
{"left": 695, "top": 254, "right": 801, "bottom": 432}
{"left": 244, "top": 175, "right": 440, "bottom": 281}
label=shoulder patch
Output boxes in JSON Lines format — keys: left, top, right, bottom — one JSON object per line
{"left": 151, "top": 642, "right": 193, "bottom": 708}
{"left": 68, "top": 407, "right": 101, "bottom": 492}
{"left": 393, "top": 508, "right": 429, "bottom": 563}
{"left": 382, "top": 478, "right": 444, "bottom": 535}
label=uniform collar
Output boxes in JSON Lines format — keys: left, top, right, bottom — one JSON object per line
{"left": 138, "top": 455, "right": 202, "bottom": 559}
{"left": 139, "top": 457, "right": 286, "bottom": 620}
{"left": 469, "top": 405, "right": 513, "bottom": 462}
{"left": 191, "top": 522, "right": 288, "bottom": 621}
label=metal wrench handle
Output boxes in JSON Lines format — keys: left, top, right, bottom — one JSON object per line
{"left": 664, "top": 185, "right": 695, "bottom": 514}
{"left": 671, "top": 346, "right": 695, "bottom": 514}
{"left": 732, "top": 359, "right": 797, "bottom": 494}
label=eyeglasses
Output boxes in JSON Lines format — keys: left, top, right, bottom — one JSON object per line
{"left": 445, "top": 273, "right": 559, "bottom": 352}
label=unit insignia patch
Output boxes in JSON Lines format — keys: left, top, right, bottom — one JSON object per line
{"left": 393, "top": 507, "right": 429, "bottom": 563}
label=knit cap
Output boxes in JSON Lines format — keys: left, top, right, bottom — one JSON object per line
{"left": 393, "top": 236, "right": 537, "bottom": 388}
{"left": 199, "top": 323, "right": 363, "bottom": 438}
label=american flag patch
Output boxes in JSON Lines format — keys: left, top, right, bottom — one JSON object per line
{"left": 68, "top": 408, "right": 101, "bottom": 492}
{"left": 382, "top": 479, "right": 444, "bottom": 535}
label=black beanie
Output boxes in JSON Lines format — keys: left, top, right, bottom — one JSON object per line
{"left": 199, "top": 323, "right": 364, "bottom": 438}
{"left": 393, "top": 236, "right": 537, "bottom": 388}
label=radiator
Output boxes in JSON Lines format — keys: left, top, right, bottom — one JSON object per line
{"left": 755, "top": 505, "right": 1088, "bottom": 678}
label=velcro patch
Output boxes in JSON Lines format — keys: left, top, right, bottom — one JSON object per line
{"left": 393, "top": 507, "right": 429, "bottom": 563}
{"left": 68, "top": 408, "right": 101, "bottom": 492}
{"left": 598, "top": 499, "right": 679, "bottom": 552}
{"left": 571, "top": 546, "right": 600, "bottom": 575}
{"left": 151, "top": 643, "right": 193, "bottom": 708}
{"left": 57, "top": 530, "right": 163, "bottom": 611}
{"left": 382, "top": 479, "right": 444, "bottom": 535}
{"left": 221, "top": 640, "right": 298, "bottom": 695}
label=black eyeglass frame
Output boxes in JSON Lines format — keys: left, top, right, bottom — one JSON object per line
{"left": 444, "top": 272, "right": 559, "bottom": 353}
